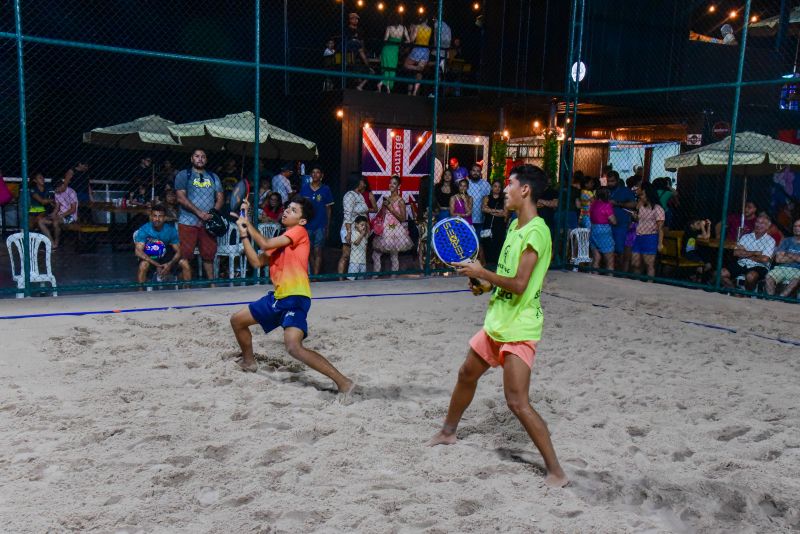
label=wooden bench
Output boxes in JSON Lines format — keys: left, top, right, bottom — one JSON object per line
{"left": 64, "top": 223, "right": 109, "bottom": 253}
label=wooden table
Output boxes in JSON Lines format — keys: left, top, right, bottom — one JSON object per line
{"left": 88, "top": 202, "right": 151, "bottom": 249}
{"left": 696, "top": 238, "right": 737, "bottom": 251}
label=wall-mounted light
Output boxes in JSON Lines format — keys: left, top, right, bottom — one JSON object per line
{"left": 729, "top": 10, "right": 737, "bottom": 19}
{"left": 377, "top": 2, "right": 384, "bottom": 10}
{"left": 398, "top": 5, "right": 405, "bottom": 13}
{"left": 336, "top": 109, "right": 344, "bottom": 119}
{"left": 473, "top": 2, "right": 480, "bottom": 11}
{"left": 417, "top": 136, "right": 423, "bottom": 143}
{"left": 363, "top": 122, "right": 370, "bottom": 129}
{"left": 708, "top": 5, "right": 716, "bottom": 13}
{"left": 751, "top": 15, "right": 759, "bottom": 23}
{"left": 533, "top": 120, "right": 541, "bottom": 129}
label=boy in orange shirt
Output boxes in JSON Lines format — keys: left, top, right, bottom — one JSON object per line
{"left": 230, "top": 197, "right": 354, "bottom": 396}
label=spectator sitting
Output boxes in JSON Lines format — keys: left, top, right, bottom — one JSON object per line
{"left": 163, "top": 188, "right": 179, "bottom": 224}
{"left": 129, "top": 183, "right": 150, "bottom": 206}
{"left": 260, "top": 192, "right": 284, "bottom": 223}
{"left": 589, "top": 187, "right": 617, "bottom": 272}
{"left": 404, "top": 14, "right": 433, "bottom": 95}
{"left": 39, "top": 178, "right": 78, "bottom": 250}
{"left": 29, "top": 172, "right": 54, "bottom": 235}
{"left": 719, "top": 212, "right": 776, "bottom": 291}
{"left": 134, "top": 204, "right": 190, "bottom": 284}
{"left": 765, "top": 218, "right": 800, "bottom": 297}
{"left": 716, "top": 200, "right": 757, "bottom": 241}
{"left": 272, "top": 163, "right": 294, "bottom": 204}
{"left": 684, "top": 218, "right": 712, "bottom": 282}
{"left": 347, "top": 215, "right": 370, "bottom": 280}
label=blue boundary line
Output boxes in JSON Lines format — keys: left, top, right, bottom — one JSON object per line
{"left": 0, "top": 289, "right": 471, "bottom": 320}
{"left": 1, "top": 287, "right": 797, "bottom": 348}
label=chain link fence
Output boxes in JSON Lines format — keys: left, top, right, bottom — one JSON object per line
{"left": 1, "top": 0, "right": 798, "bottom": 301}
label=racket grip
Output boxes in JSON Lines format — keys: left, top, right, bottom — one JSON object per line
{"left": 469, "top": 277, "right": 484, "bottom": 295}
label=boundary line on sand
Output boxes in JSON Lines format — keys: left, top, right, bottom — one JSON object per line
{"left": 1, "top": 287, "right": 797, "bottom": 348}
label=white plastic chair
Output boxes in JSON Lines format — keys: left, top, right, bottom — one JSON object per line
{"left": 568, "top": 228, "right": 591, "bottom": 271}
{"left": 254, "top": 223, "right": 282, "bottom": 280}
{"left": 6, "top": 232, "right": 57, "bottom": 298}
{"left": 213, "top": 222, "right": 245, "bottom": 279}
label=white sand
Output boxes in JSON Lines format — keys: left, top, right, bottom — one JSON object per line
{"left": 0, "top": 273, "right": 798, "bottom": 533}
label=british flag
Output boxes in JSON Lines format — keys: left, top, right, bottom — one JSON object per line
{"left": 361, "top": 125, "right": 432, "bottom": 195}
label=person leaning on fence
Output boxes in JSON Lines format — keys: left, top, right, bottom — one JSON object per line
{"left": 134, "top": 204, "right": 189, "bottom": 284}
{"left": 718, "top": 213, "right": 776, "bottom": 292}
{"left": 765, "top": 218, "right": 800, "bottom": 297}
{"left": 174, "top": 148, "right": 224, "bottom": 281}
{"left": 38, "top": 178, "right": 78, "bottom": 250}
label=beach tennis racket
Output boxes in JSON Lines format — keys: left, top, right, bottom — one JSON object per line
{"left": 431, "top": 217, "right": 485, "bottom": 294}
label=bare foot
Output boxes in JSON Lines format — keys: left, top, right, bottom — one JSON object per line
{"left": 337, "top": 379, "right": 357, "bottom": 404}
{"left": 544, "top": 470, "right": 569, "bottom": 488}
{"left": 236, "top": 357, "right": 258, "bottom": 373}
{"left": 427, "top": 430, "right": 457, "bottom": 447}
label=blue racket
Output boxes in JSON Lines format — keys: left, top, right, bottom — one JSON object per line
{"left": 431, "top": 217, "right": 484, "bottom": 294}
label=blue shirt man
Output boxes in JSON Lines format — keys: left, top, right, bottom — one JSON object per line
{"left": 607, "top": 171, "right": 636, "bottom": 254}
{"left": 466, "top": 164, "right": 491, "bottom": 226}
{"left": 299, "top": 165, "right": 334, "bottom": 275}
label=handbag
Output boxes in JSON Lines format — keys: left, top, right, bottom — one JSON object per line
{"left": 370, "top": 211, "right": 385, "bottom": 235}
{"left": 480, "top": 213, "right": 495, "bottom": 239}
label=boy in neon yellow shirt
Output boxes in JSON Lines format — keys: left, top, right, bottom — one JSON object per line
{"left": 428, "top": 164, "right": 567, "bottom": 488}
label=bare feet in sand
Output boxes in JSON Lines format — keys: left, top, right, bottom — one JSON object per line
{"left": 236, "top": 357, "right": 258, "bottom": 373}
{"left": 427, "top": 429, "right": 457, "bottom": 446}
{"left": 337, "top": 379, "right": 357, "bottom": 402}
{"left": 544, "top": 470, "right": 569, "bottom": 488}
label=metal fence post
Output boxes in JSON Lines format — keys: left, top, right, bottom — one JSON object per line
{"left": 14, "top": 0, "right": 31, "bottom": 297}
{"left": 252, "top": 0, "right": 261, "bottom": 242}
{"left": 424, "top": 0, "right": 445, "bottom": 277}
{"left": 714, "top": 0, "right": 752, "bottom": 290}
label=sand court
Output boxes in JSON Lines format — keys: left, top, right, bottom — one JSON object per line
{"left": 0, "top": 273, "right": 798, "bottom": 532}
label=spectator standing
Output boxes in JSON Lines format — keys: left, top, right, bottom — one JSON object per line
{"left": 630, "top": 183, "right": 665, "bottom": 279}
{"left": 719, "top": 213, "right": 776, "bottom": 291}
{"left": 272, "top": 163, "right": 294, "bottom": 204}
{"left": 174, "top": 149, "right": 224, "bottom": 281}
{"left": 467, "top": 163, "right": 491, "bottom": 263}
{"left": 480, "top": 180, "right": 507, "bottom": 265}
{"left": 766, "top": 218, "right": 800, "bottom": 297}
{"left": 450, "top": 178, "right": 473, "bottom": 223}
{"left": 217, "top": 158, "right": 241, "bottom": 203}
{"left": 134, "top": 204, "right": 189, "bottom": 283}
{"left": 434, "top": 169, "right": 456, "bottom": 221}
{"left": 377, "top": 14, "right": 409, "bottom": 93}
{"left": 338, "top": 174, "right": 372, "bottom": 276}
{"left": 433, "top": 17, "right": 452, "bottom": 77}
{"left": 372, "top": 175, "right": 413, "bottom": 273}
{"left": 449, "top": 157, "right": 468, "bottom": 182}
{"left": 345, "top": 12, "right": 373, "bottom": 91}
{"left": 404, "top": 15, "right": 433, "bottom": 95}
{"left": 577, "top": 175, "right": 595, "bottom": 229}
{"left": 323, "top": 39, "right": 336, "bottom": 91}
{"left": 607, "top": 170, "right": 636, "bottom": 265}
{"left": 39, "top": 178, "right": 78, "bottom": 249}
{"left": 299, "top": 165, "right": 334, "bottom": 275}
{"left": 589, "top": 187, "right": 617, "bottom": 272}
{"left": 348, "top": 215, "right": 370, "bottom": 280}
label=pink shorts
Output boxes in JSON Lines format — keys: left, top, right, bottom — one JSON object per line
{"left": 469, "top": 329, "right": 537, "bottom": 369}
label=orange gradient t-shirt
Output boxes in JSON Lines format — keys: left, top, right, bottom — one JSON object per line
{"left": 268, "top": 225, "right": 311, "bottom": 299}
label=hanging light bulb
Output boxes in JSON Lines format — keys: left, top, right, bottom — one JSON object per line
{"left": 377, "top": 2, "right": 384, "bottom": 10}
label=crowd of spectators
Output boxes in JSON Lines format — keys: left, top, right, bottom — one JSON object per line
{"left": 326, "top": 11, "right": 470, "bottom": 96}
{"left": 566, "top": 168, "right": 800, "bottom": 298}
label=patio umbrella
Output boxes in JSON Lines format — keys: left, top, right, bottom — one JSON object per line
{"left": 664, "top": 131, "right": 800, "bottom": 237}
{"left": 748, "top": 7, "right": 800, "bottom": 37}
{"left": 83, "top": 115, "right": 183, "bottom": 199}
{"left": 167, "top": 111, "right": 318, "bottom": 161}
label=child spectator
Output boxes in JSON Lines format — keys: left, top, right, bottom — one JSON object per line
{"left": 589, "top": 187, "right": 617, "bottom": 271}
{"left": 577, "top": 175, "right": 595, "bottom": 229}
{"left": 684, "top": 218, "right": 712, "bottom": 282}
{"left": 348, "top": 215, "right": 369, "bottom": 280}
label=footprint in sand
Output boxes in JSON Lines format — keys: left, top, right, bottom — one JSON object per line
{"left": 201, "top": 444, "right": 232, "bottom": 462}
{"left": 714, "top": 425, "right": 751, "bottom": 442}
{"left": 454, "top": 499, "right": 482, "bottom": 517}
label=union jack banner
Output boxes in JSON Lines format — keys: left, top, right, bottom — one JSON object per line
{"left": 361, "top": 125, "right": 432, "bottom": 194}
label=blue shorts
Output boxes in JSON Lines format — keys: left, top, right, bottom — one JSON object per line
{"left": 632, "top": 234, "right": 659, "bottom": 255}
{"left": 248, "top": 292, "right": 311, "bottom": 338}
{"left": 308, "top": 227, "right": 325, "bottom": 249}
{"left": 409, "top": 46, "right": 430, "bottom": 63}
{"left": 612, "top": 225, "right": 628, "bottom": 254}
{"left": 590, "top": 224, "right": 615, "bottom": 254}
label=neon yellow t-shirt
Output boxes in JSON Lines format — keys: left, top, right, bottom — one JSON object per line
{"left": 483, "top": 216, "right": 551, "bottom": 342}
